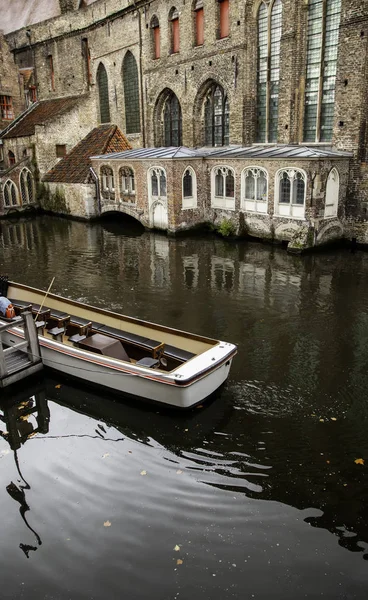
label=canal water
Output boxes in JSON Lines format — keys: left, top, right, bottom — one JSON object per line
{"left": 0, "top": 214, "right": 367, "bottom": 599}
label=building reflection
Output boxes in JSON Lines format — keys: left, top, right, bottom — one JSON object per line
{"left": 0, "top": 387, "right": 50, "bottom": 558}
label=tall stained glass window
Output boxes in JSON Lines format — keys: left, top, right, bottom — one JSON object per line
{"left": 204, "top": 84, "right": 229, "bottom": 146}
{"left": 256, "top": 0, "right": 282, "bottom": 143}
{"left": 97, "top": 63, "right": 110, "bottom": 124}
{"left": 123, "top": 52, "right": 141, "bottom": 134}
{"left": 303, "top": 0, "right": 341, "bottom": 142}
{"left": 164, "top": 92, "right": 182, "bottom": 146}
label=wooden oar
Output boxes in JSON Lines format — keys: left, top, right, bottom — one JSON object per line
{"left": 34, "top": 277, "right": 55, "bottom": 321}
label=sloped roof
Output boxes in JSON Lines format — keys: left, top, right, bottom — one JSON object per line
{"left": 2, "top": 96, "right": 83, "bottom": 138}
{"left": 1, "top": 0, "right": 98, "bottom": 35}
{"left": 43, "top": 125, "right": 132, "bottom": 184}
{"left": 92, "top": 144, "right": 353, "bottom": 162}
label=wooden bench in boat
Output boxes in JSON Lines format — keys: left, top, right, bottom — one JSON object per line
{"left": 10, "top": 300, "right": 196, "bottom": 365}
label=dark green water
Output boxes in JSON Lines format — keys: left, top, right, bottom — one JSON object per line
{"left": 0, "top": 215, "right": 367, "bottom": 599}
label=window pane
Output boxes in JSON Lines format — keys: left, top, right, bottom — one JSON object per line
{"left": 97, "top": 64, "right": 110, "bottom": 123}
{"left": 151, "top": 172, "right": 158, "bottom": 196}
{"left": 257, "top": 172, "right": 267, "bottom": 201}
{"left": 159, "top": 172, "right": 167, "bottom": 196}
{"left": 280, "top": 174, "right": 290, "bottom": 203}
{"left": 225, "top": 172, "right": 234, "bottom": 197}
{"left": 123, "top": 52, "right": 141, "bottom": 134}
{"left": 293, "top": 175, "right": 305, "bottom": 205}
{"left": 215, "top": 171, "right": 224, "bottom": 196}
{"left": 183, "top": 170, "right": 193, "bottom": 197}
{"left": 245, "top": 173, "right": 255, "bottom": 200}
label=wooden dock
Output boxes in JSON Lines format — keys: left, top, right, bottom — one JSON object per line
{"left": 0, "top": 311, "right": 43, "bottom": 388}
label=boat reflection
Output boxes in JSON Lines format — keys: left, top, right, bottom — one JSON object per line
{"left": 0, "top": 384, "right": 50, "bottom": 558}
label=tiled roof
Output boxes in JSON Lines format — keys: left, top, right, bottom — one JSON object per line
{"left": 92, "top": 144, "right": 353, "bottom": 162}
{"left": 43, "top": 125, "right": 132, "bottom": 184}
{"left": 2, "top": 96, "right": 83, "bottom": 138}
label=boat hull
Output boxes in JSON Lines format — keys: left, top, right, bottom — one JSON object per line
{"left": 2, "top": 326, "right": 235, "bottom": 409}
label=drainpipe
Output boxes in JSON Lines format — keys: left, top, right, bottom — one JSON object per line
{"left": 136, "top": 5, "right": 146, "bottom": 147}
{"left": 89, "top": 167, "right": 101, "bottom": 215}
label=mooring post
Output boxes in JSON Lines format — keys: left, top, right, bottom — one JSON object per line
{"left": 22, "top": 311, "right": 42, "bottom": 364}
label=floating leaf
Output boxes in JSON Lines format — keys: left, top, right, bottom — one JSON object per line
{"left": 326, "top": 460, "right": 330, "bottom": 464}
{"left": 196, "top": 405, "right": 204, "bottom": 410}
{"left": 331, "top": 417, "right": 337, "bottom": 421}
{"left": 176, "top": 470, "right": 183, "bottom": 475}
{"left": 184, "top": 429, "right": 189, "bottom": 432}
{"left": 176, "top": 559, "right": 183, "bottom": 565}
{"left": 354, "top": 458, "right": 364, "bottom": 465}
{"left": 140, "top": 470, "right": 147, "bottom": 476}
{"left": 104, "top": 521, "right": 111, "bottom": 527}
{"left": 174, "top": 545, "right": 180, "bottom": 552}
{"left": 102, "top": 453, "right": 110, "bottom": 459}
{"left": 319, "top": 419, "right": 324, "bottom": 423}
{"left": 55, "top": 384, "right": 61, "bottom": 389}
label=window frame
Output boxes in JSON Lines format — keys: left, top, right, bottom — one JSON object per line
{"left": 182, "top": 166, "right": 197, "bottom": 209}
{"left": 0, "top": 95, "right": 14, "bottom": 121}
{"left": 218, "top": 0, "right": 230, "bottom": 39}
{"left": 194, "top": 0, "right": 204, "bottom": 46}
{"left": 163, "top": 91, "right": 183, "bottom": 147}
{"left": 169, "top": 8, "right": 180, "bottom": 54}
{"left": 123, "top": 51, "right": 141, "bottom": 134}
{"left": 275, "top": 168, "right": 307, "bottom": 219}
{"left": 100, "top": 165, "right": 115, "bottom": 201}
{"left": 96, "top": 62, "right": 111, "bottom": 124}
{"left": 3, "top": 179, "right": 19, "bottom": 208}
{"left": 148, "top": 167, "right": 167, "bottom": 203}
{"left": 256, "top": 0, "right": 283, "bottom": 143}
{"left": 203, "top": 83, "right": 230, "bottom": 147}
{"left": 151, "top": 16, "right": 161, "bottom": 60}
{"left": 211, "top": 165, "right": 236, "bottom": 210}
{"left": 119, "top": 166, "right": 136, "bottom": 204}
{"left": 241, "top": 166, "right": 268, "bottom": 213}
{"left": 324, "top": 167, "right": 339, "bottom": 218}
{"left": 19, "top": 168, "right": 35, "bottom": 205}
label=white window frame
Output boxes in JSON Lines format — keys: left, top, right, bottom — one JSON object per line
{"left": 275, "top": 168, "right": 307, "bottom": 219}
{"left": 120, "top": 167, "right": 136, "bottom": 201}
{"left": 211, "top": 166, "right": 235, "bottom": 210}
{"left": 241, "top": 167, "right": 268, "bottom": 213}
{"left": 324, "top": 167, "right": 339, "bottom": 218}
{"left": 148, "top": 166, "right": 167, "bottom": 205}
{"left": 182, "top": 166, "right": 197, "bottom": 209}
{"left": 3, "top": 179, "right": 19, "bottom": 207}
{"left": 19, "top": 167, "right": 35, "bottom": 205}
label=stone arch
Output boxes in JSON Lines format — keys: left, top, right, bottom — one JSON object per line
{"left": 274, "top": 222, "right": 300, "bottom": 241}
{"left": 193, "top": 78, "right": 230, "bottom": 147}
{"left": 154, "top": 88, "right": 182, "bottom": 146}
{"left": 316, "top": 221, "right": 343, "bottom": 244}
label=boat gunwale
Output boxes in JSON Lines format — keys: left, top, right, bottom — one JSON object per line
{"left": 9, "top": 281, "right": 218, "bottom": 347}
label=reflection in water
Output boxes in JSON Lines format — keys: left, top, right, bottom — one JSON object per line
{"left": 1, "top": 215, "right": 368, "bottom": 597}
{"left": 0, "top": 389, "right": 50, "bottom": 558}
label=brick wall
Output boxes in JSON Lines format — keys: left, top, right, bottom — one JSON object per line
{"left": 0, "top": 33, "right": 25, "bottom": 131}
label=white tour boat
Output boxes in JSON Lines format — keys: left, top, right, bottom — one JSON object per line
{"left": 0, "top": 280, "right": 237, "bottom": 409}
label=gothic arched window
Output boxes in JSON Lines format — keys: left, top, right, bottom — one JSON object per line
{"left": 182, "top": 167, "right": 197, "bottom": 208}
{"left": 304, "top": 0, "right": 342, "bottom": 142}
{"left": 97, "top": 63, "right": 110, "bottom": 124}
{"left": 257, "top": 0, "right": 282, "bottom": 143}
{"left": 123, "top": 52, "right": 141, "bottom": 134}
{"left": 19, "top": 168, "right": 35, "bottom": 204}
{"left": 275, "top": 168, "right": 307, "bottom": 218}
{"left": 164, "top": 92, "right": 182, "bottom": 146}
{"left": 169, "top": 7, "right": 180, "bottom": 53}
{"left": 204, "top": 84, "right": 229, "bottom": 146}
{"left": 100, "top": 166, "right": 115, "bottom": 200}
{"left": 3, "top": 179, "right": 18, "bottom": 207}
{"left": 120, "top": 167, "right": 135, "bottom": 203}
{"left": 211, "top": 166, "right": 235, "bottom": 209}
{"left": 242, "top": 167, "right": 268, "bottom": 213}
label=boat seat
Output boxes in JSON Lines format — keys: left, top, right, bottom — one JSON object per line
{"left": 96, "top": 325, "right": 161, "bottom": 352}
{"left": 91, "top": 322, "right": 106, "bottom": 331}
{"left": 10, "top": 299, "right": 33, "bottom": 314}
{"left": 163, "top": 345, "right": 195, "bottom": 362}
{"left": 136, "top": 357, "right": 160, "bottom": 369}
{"left": 68, "top": 315, "right": 92, "bottom": 336}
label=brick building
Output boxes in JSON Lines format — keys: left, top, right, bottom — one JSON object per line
{"left": 1, "top": 0, "right": 368, "bottom": 248}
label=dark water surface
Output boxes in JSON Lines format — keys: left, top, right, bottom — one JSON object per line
{"left": 0, "top": 215, "right": 368, "bottom": 599}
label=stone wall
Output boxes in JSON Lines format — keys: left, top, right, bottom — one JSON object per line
{"left": 43, "top": 182, "right": 96, "bottom": 218}
{"left": 0, "top": 32, "right": 25, "bottom": 132}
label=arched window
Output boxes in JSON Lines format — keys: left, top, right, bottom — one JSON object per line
{"left": 151, "top": 16, "right": 161, "bottom": 59}
{"left": 194, "top": 0, "right": 204, "bottom": 46}
{"left": 120, "top": 167, "right": 135, "bottom": 203}
{"left": 19, "top": 168, "right": 35, "bottom": 205}
{"left": 257, "top": 0, "right": 282, "bottom": 143}
{"left": 3, "top": 179, "right": 18, "bottom": 207}
{"left": 8, "top": 150, "right": 15, "bottom": 166}
{"left": 163, "top": 92, "right": 182, "bottom": 146}
{"left": 275, "top": 168, "right": 307, "bottom": 218}
{"left": 324, "top": 167, "right": 339, "bottom": 218}
{"left": 204, "top": 84, "right": 229, "bottom": 146}
{"left": 97, "top": 63, "right": 110, "bottom": 124}
{"left": 211, "top": 166, "right": 235, "bottom": 209}
{"left": 242, "top": 167, "right": 268, "bottom": 213}
{"left": 218, "top": 0, "right": 229, "bottom": 39}
{"left": 182, "top": 167, "right": 197, "bottom": 209}
{"left": 169, "top": 7, "right": 180, "bottom": 54}
{"left": 149, "top": 167, "right": 167, "bottom": 199}
{"left": 100, "top": 166, "right": 115, "bottom": 200}
{"left": 123, "top": 52, "right": 141, "bottom": 134}
{"left": 304, "top": 0, "right": 341, "bottom": 142}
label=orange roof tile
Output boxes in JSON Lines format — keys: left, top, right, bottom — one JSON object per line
{"left": 43, "top": 124, "right": 132, "bottom": 184}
